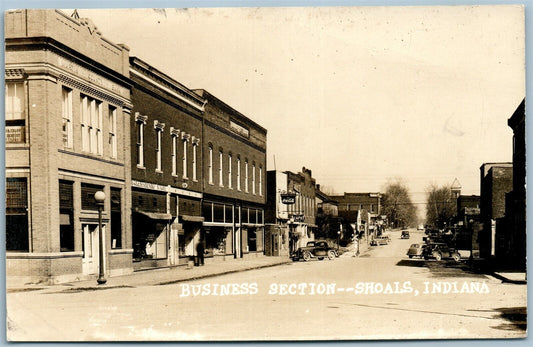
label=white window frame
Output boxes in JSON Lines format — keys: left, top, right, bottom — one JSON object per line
{"left": 154, "top": 121, "right": 165, "bottom": 173}
{"left": 228, "top": 154, "right": 233, "bottom": 189}
{"left": 81, "top": 95, "right": 102, "bottom": 155}
{"left": 108, "top": 106, "right": 117, "bottom": 158}
{"left": 192, "top": 142, "right": 198, "bottom": 181}
{"left": 259, "top": 166, "right": 263, "bottom": 196}
{"left": 208, "top": 146, "right": 214, "bottom": 184}
{"left": 252, "top": 164, "right": 256, "bottom": 195}
{"left": 5, "top": 82, "right": 24, "bottom": 121}
{"left": 135, "top": 113, "right": 148, "bottom": 168}
{"left": 245, "top": 161, "right": 249, "bottom": 193}
{"left": 182, "top": 132, "right": 190, "bottom": 179}
{"left": 237, "top": 158, "right": 241, "bottom": 191}
{"left": 218, "top": 151, "right": 224, "bottom": 187}
{"left": 171, "top": 134, "right": 177, "bottom": 176}
{"left": 62, "top": 87, "right": 73, "bottom": 149}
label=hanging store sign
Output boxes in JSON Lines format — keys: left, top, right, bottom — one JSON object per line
{"left": 281, "top": 193, "right": 296, "bottom": 204}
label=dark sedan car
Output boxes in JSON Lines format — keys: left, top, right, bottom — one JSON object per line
{"left": 423, "top": 243, "right": 461, "bottom": 262}
{"left": 292, "top": 241, "right": 337, "bottom": 261}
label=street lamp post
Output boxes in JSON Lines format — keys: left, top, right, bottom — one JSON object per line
{"left": 337, "top": 230, "right": 341, "bottom": 251}
{"left": 94, "top": 191, "right": 107, "bottom": 285}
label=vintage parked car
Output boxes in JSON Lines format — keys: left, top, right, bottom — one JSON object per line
{"left": 292, "top": 241, "right": 337, "bottom": 261}
{"left": 401, "top": 230, "right": 410, "bottom": 239}
{"left": 422, "top": 243, "right": 461, "bottom": 262}
{"left": 370, "top": 236, "right": 390, "bottom": 246}
{"left": 406, "top": 243, "right": 426, "bottom": 258}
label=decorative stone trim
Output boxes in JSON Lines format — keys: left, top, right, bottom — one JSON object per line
{"left": 135, "top": 112, "right": 147, "bottom": 124}
{"left": 58, "top": 74, "right": 125, "bottom": 106}
{"left": 192, "top": 136, "right": 200, "bottom": 145}
{"left": 5, "top": 68, "right": 26, "bottom": 79}
{"left": 181, "top": 132, "right": 190, "bottom": 142}
{"left": 170, "top": 127, "right": 181, "bottom": 137}
{"left": 154, "top": 120, "right": 165, "bottom": 131}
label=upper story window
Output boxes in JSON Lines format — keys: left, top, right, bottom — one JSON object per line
{"left": 154, "top": 120, "right": 165, "bottom": 172}
{"left": 228, "top": 154, "right": 233, "bottom": 189}
{"left": 80, "top": 95, "right": 103, "bottom": 155}
{"left": 182, "top": 132, "right": 190, "bottom": 179}
{"left": 252, "top": 163, "right": 256, "bottom": 195}
{"left": 259, "top": 166, "right": 263, "bottom": 196}
{"left": 108, "top": 106, "right": 117, "bottom": 158}
{"left": 135, "top": 113, "right": 148, "bottom": 168}
{"left": 245, "top": 160, "right": 249, "bottom": 193}
{"left": 208, "top": 145, "right": 214, "bottom": 184}
{"left": 170, "top": 128, "right": 180, "bottom": 176}
{"left": 192, "top": 137, "right": 199, "bottom": 181}
{"left": 62, "top": 87, "right": 73, "bottom": 149}
{"left": 237, "top": 157, "right": 241, "bottom": 191}
{"left": 5, "top": 82, "right": 26, "bottom": 144}
{"left": 218, "top": 150, "right": 224, "bottom": 187}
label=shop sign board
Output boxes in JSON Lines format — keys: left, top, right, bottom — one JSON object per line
{"left": 281, "top": 193, "right": 296, "bottom": 204}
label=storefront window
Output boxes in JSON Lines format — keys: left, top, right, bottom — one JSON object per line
{"left": 110, "top": 188, "right": 122, "bottom": 249}
{"left": 6, "top": 177, "right": 29, "bottom": 251}
{"left": 59, "top": 180, "right": 74, "bottom": 252}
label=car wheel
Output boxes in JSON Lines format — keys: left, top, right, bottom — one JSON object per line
{"left": 318, "top": 257, "right": 324, "bottom": 261}
{"left": 433, "top": 251, "right": 442, "bottom": 261}
{"left": 452, "top": 252, "right": 461, "bottom": 262}
{"left": 408, "top": 255, "right": 413, "bottom": 258}
{"left": 327, "top": 250, "right": 336, "bottom": 260}
{"left": 303, "top": 251, "right": 311, "bottom": 262}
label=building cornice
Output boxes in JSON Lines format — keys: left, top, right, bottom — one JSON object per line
{"left": 130, "top": 57, "right": 206, "bottom": 112}
{"left": 6, "top": 36, "right": 132, "bottom": 90}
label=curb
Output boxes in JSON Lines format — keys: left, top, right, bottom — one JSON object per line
{"left": 157, "top": 260, "right": 292, "bottom": 286}
{"left": 489, "top": 272, "right": 527, "bottom": 285}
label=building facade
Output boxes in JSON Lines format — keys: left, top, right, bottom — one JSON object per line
{"left": 331, "top": 192, "right": 382, "bottom": 235}
{"left": 265, "top": 168, "right": 317, "bottom": 256}
{"left": 478, "top": 163, "right": 513, "bottom": 260}
{"left": 194, "top": 90, "right": 267, "bottom": 260}
{"left": 500, "top": 99, "right": 526, "bottom": 270}
{"left": 5, "top": 9, "right": 133, "bottom": 283}
{"left": 129, "top": 57, "right": 206, "bottom": 269}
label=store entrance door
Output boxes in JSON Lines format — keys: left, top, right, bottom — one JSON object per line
{"left": 81, "top": 224, "right": 104, "bottom": 275}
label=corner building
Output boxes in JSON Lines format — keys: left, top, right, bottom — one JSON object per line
{"left": 129, "top": 57, "right": 206, "bottom": 269}
{"left": 194, "top": 90, "right": 267, "bottom": 260}
{"left": 5, "top": 10, "right": 133, "bottom": 283}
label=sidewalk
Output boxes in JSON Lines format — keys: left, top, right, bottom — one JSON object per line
{"left": 7, "top": 256, "right": 292, "bottom": 293}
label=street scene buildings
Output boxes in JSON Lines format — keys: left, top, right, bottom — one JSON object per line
{"left": 4, "top": 7, "right": 527, "bottom": 342}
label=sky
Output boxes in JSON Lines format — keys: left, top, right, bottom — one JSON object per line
{"left": 69, "top": 5, "right": 525, "bottom": 215}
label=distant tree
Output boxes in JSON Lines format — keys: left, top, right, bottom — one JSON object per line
{"left": 425, "top": 184, "right": 457, "bottom": 228}
{"left": 381, "top": 179, "right": 417, "bottom": 228}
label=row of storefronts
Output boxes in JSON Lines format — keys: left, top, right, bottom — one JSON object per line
{"left": 5, "top": 9, "right": 267, "bottom": 284}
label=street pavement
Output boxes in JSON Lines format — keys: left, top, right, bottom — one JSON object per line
{"left": 6, "top": 229, "right": 527, "bottom": 341}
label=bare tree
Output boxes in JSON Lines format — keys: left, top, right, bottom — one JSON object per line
{"left": 381, "top": 179, "right": 417, "bottom": 228}
{"left": 425, "top": 184, "right": 457, "bottom": 228}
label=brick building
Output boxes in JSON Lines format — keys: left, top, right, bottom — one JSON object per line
{"left": 129, "top": 57, "right": 206, "bottom": 269}
{"left": 265, "top": 168, "right": 317, "bottom": 256}
{"left": 193, "top": 90, "right": 267, "bottom": 260}
{"left": 478, "top": 163, "right": 513, "bottom": 259}
{"left": 5, "top": 10, "right": 133, "bottom": 283}
{"left": 500, "top": 99, "right": 526, "bottom": 270}
{"left": 331, "top": 192, "right": 382, "bottom": 235}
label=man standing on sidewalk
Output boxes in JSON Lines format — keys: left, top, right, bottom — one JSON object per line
{"left": 196, "top": 238, "right": 205, "bottom": 266}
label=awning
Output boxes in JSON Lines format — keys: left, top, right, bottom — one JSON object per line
{"left": 135, "top": 211, "right": 173, "bottom": 220}
{"left": 181, "top": 215, "right": 204, "bottom": 222}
